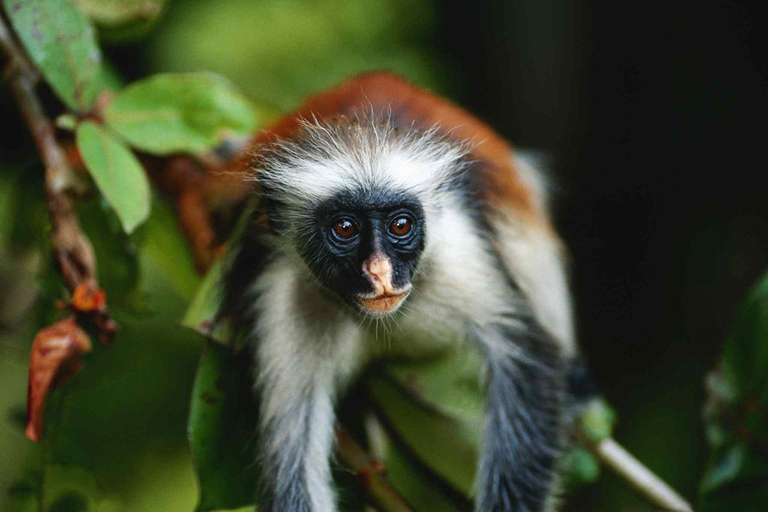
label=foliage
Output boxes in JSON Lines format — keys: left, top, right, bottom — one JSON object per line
{"left": 104, "top": 73, "right": 260, "bottom": 156}
{"left": 188, "top": 342, "right": 258, "bottom": 512}
{"left": 3, "top": 0, "right": 101, "bottom": 111}
{"left": 146, "top": 0, "right": 446, "bottom": 111}
{"left": 78, "top": 0, "right": 168, "bottom": 42}
{"left": 700, "top": 271, "right": 768, "bottom": 512}
{"left": 76, "top": 121, "right": 151, "bottom": 233}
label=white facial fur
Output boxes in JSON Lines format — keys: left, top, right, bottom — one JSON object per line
{"left": 249, "top": 117, "right": 471, "bottom": 247}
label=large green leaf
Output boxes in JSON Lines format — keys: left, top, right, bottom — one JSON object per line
{"left": 188, "top": 341, "right": 259, "bottom": 512}
{"left": 3, "top": 0, "right": 102, "bottom": 111}
{"left": 104, "top": 73, "right": 259, "bottom": 155}
{"left": 383, "top": 435, "right": 468, "bottom": 512}
{"left": 75, "top": 121, "right": 151, "bottom": 234}
{"left": 366, "top": 366, "right": 480, "bottom": 495}
{"left": 700, "top": 270, "right": 768, "bottom": 512}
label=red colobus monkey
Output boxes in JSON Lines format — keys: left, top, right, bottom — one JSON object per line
{"left": 222, "top": 72, "right": 590, "bottom": 512}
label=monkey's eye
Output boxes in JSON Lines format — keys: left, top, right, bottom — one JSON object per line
{"left": 331, "top": 218, "right": 358, "bottom": 240}
{"left": 389, "top": 216, "right": 413, "bottom": 238}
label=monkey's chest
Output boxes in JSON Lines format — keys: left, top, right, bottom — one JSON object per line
{"left": 361, "top": 295, "right": 472, "bottom": 362}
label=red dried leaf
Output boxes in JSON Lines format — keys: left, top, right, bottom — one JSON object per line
{"left": 26, "top": 316, "right": 92, "bottom": 442}
{"left": 71, "top": 283, "right": 106, "bottom": 312}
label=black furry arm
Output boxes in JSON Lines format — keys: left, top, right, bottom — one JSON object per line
{"left": 474, "top": 319, "right": 566, "bottom": 512}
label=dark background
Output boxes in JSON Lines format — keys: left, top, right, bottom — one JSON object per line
{"left": 437, "top": 1, "right": 768, "bottom": 508}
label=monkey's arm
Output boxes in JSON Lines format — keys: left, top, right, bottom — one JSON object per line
{"left": 254, "top": 350, "right": 337, "bottom": 511}
{"left": 247, "top": 261, "right": 360, "bottom": 512}
{"left": 473, "top": 317, "right": 565, "bottom": 512}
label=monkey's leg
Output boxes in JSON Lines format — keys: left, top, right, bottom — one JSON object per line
{"left": 474, "top": 319, "right": 566, "bottom": 512}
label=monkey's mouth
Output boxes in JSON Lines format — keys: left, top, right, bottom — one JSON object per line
{"left": 355, "top": 289, "right": 411, "bottom": 315}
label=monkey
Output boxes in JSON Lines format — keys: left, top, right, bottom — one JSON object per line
{"left": 221, "top": 72, "right": 587, "bottom": 512}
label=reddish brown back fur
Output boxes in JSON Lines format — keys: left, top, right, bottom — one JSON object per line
{"left": 245, "top": 72, "right": 539, "bottom": 219}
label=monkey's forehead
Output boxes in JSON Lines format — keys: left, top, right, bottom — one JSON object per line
{"left": 311, "top": 188, "right": 424, "bottom": 217}
{"left": 250, "top": 116, "right": 470, "bottom": 206}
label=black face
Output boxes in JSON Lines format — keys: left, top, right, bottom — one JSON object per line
{"left": 295, "top": 188, "right": 425, "bottom": 309}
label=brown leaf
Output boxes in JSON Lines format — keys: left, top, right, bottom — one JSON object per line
{"left": 26, "top": 316, "right": 92, "bottom": 442}
{"left": 71, "top": 282, "right": 106, "bottom": 312}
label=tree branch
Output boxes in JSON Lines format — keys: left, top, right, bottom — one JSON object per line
{"left": 578, "top": 427, "right": 694, "bottom": 512}
{"left": 0, "top": 13, "right": 115, "bottom": 342}
{"left": 335, "top": 428, "right": 415, "bottom": 512}
{"left": 141, "top": 153, "right": 253, "bottom": 272}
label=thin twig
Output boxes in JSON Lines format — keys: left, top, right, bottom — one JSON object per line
{"left": 0, "top": 12, "right": 115, "bottom": 342}
{"left": 141, "top": 153, "right": 254, "bottom": 272}
{"left": 335, "top": 428, "right": 415, "bottom": 512}
{"left": 145, "top": 156, "right": 220, "bottom": 272}
{"left": 578, "top": 430, "right": 694, "bottom": 512}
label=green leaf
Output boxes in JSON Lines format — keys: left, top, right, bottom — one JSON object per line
{"left": 182, "top": 199, "right": 255, "bottom": 345}
{"left": 181, "top": 245, "right": 230, "bottom": 344}
{"left": 700, "top": 443, "right": 768, "bottom": 512}
{"left": 700, "top": 270, "right": 768, "bottom": 511}
{"left": 182, "top": 258, "right": 229, "bottom": 343}
{"left": 188, "top": 342, "right": 259, "bottom": 512}
{"left": 578, "top": 398, "right": 618, "bottom": 443}
{"left": 104, "top": 73, "right": 259, "bottom": 155}
{"left": 381, "top": 348, "right": 485, "bottom": 425}
{"left": 373, "top": 351, "right": 615, "bottom": 497}
{"left": 78, "top": 0, "right": 168, "bottom": 42}
{"left": 56, "top": 114, "right": 78, "bottom": 131}
{"left": 367, "top": 366, "right": 479, "bottom": 495}
{"left": 75, "top": 121, "right": 151, "bottom": 234}
{"left": 3, "top": 0, "right": 102, "bottom": 111}
{"left": 383, "top": 437, "right": 468, "bottom": 512}
{"left": 722, "top": 270, "right": 768, "bottom": 402}
{"left": 560, "top": 447, "right": 601, "bottom": 488}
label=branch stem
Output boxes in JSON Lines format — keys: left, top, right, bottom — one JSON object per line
{"left": 0, "top": 11, "right": 114, "bottom": 341}
{"left": 580, "top": 432, "right": 694, "bottom": 512}
{"left": 335, "top": 428, "right": 415, "bottom": 512}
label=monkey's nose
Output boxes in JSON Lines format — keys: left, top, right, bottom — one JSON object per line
{"left": 358, "top": 254, "right": 411, "bottom": 315}
{"left": 362, "top": 254, "right": 395, "bottom": 295}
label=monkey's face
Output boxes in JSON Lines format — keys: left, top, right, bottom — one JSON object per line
{"left": 298, "top": 189, "right": 425, "bottom": 316}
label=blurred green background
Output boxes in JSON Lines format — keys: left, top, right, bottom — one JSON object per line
{"left": 2, "top": 0, "right": 767, "bottom": 511}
